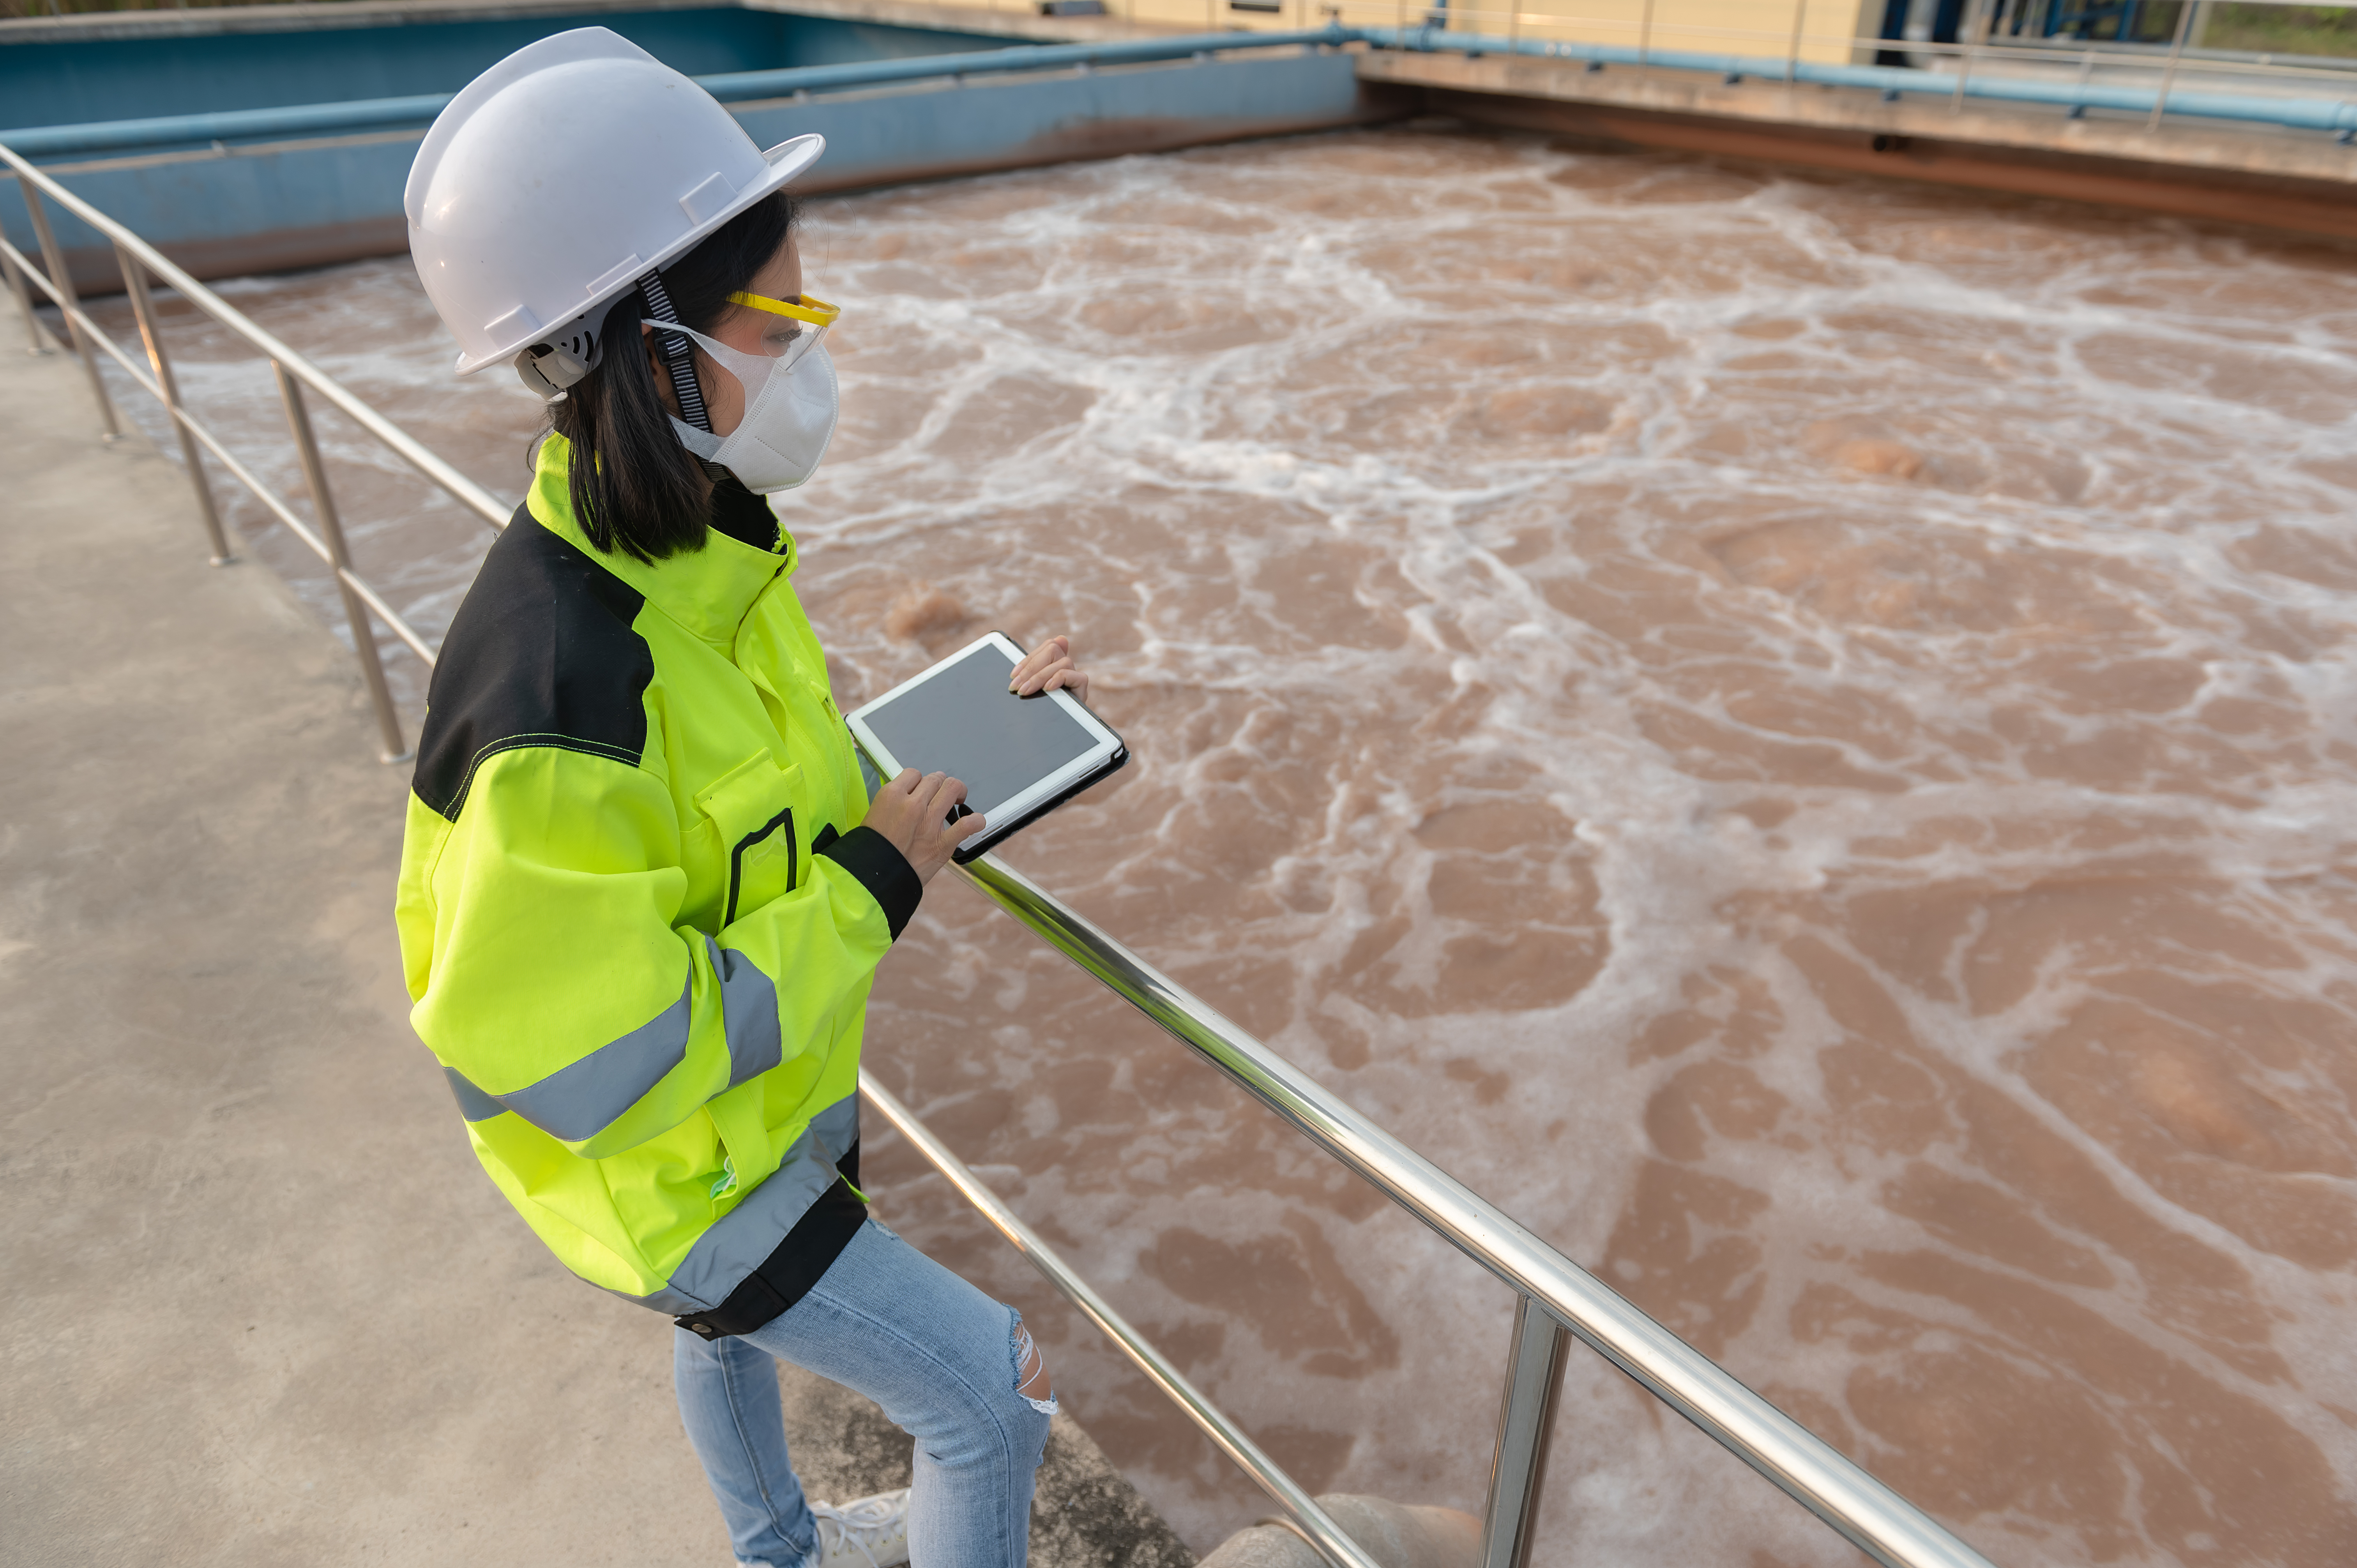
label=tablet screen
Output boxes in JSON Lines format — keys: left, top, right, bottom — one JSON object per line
{"left": 858, "top": 641, "right": 1104, "bottom": 819}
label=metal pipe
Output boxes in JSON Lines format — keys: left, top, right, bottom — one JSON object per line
{"left": 18, "top": 182, "right": 121, "bottom": 441}
{"left": 698, "top": 26, "right": 1355, "bottom": 100}
{"left": 273, "top": 363, "right": 409, "bottom": 763}
{"left": 953, "top": 852, "right": 1995, "bottom": 1568}
{"left": 1638, "top": 0, "right": 1654, "bottom": 63}
{"left": 0, "top": 90, "right": 458, "bottom": 159}
{"left": 0, "top": 146, "right": 513, "bottom": 532}
{"left": 1785, "top": 0, "right": 1806, "bottom": 81}
{"left": 857, "top": 1074, "right": 1387, "bottom": 1568}
{"left": 1477, "top": 1295, "right": 1568, "bottom": 1568}
{"left": 116, "top": 244, "right": 231, "bottom": 564}
{"left": 2, "top": 242, "right": 47, "bottom": 356}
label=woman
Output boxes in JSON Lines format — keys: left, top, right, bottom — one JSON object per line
{"left": 394, "top": 29, "right": 1081, "bottom": 1568}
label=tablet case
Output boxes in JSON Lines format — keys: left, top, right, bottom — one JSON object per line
{"left": 952, "top": 742, "right": 1127, "bottom": 865}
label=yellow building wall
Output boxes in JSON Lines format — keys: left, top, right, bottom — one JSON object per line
{"left": 1421, "top": 0, "right": 1885, "bottom": 63}
{"left": 920, "top": 0, "right": 1883, "bottom": 64}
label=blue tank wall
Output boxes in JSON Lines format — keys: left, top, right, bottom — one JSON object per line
{"left": 4, "top": 44, "right": 1392, "bottom": 295}
{"left": 0, "top": 7, "right": 1013, "bottom": 132}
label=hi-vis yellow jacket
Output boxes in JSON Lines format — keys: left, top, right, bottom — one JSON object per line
{"left": 394, "top": 434, "right": 918, "bottom": 1337}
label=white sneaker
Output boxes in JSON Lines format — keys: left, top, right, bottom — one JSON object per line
{"left": 806, "top": 1488, "right": 913, "bottom": 1568}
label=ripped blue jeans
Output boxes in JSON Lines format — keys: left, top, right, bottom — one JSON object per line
{"left": 674, "top": 1219, "right": 1055, "bottom": 1568}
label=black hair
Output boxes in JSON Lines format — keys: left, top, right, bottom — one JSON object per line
{"left": 545, "top": 189, "right": 799, "bottom": 562}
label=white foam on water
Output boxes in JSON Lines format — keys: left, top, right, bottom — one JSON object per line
{"left": 79, "top": 124, "right": 2357, "bottom": 1566}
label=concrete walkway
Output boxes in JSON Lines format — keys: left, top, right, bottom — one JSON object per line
{"left": 0, "top": 327, "right": 1189, "bottom": 1568}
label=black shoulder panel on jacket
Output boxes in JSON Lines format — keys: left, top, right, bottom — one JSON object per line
{"left": 412, "top": 505, "right": 654, "bottom": 822}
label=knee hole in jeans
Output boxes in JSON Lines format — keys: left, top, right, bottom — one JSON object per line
{"left": 1010, "top": 1316, "right": 1057, "bottom": 1417}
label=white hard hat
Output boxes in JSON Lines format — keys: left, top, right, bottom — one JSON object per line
{"left": 405, "top": 27, "right": 823, "bottom": 376}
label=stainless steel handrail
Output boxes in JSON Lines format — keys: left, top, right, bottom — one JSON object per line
{"left": 858, "top": 1074, "right": 1389, "bottom": 1568}
{"left": 0, "top": 141, "right": 510, "bottom": 762}
{"left": 955, "top": 854, "right": 1998, "bottom": 1568}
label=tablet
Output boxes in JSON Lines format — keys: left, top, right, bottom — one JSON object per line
{"left": 846, "top": 632, "right": 1127, "bottom": 865}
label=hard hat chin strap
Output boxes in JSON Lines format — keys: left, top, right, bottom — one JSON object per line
{"left": 639, "top": 269, "right": 729, "bottom": 478}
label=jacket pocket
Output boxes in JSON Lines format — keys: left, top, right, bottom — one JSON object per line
{"left": 696, "top": 751, "right": 806, "bottom": 928}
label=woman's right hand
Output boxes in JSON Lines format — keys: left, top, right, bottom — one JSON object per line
{"left": 861, "top": 769, "right": 988, "bottom": 883}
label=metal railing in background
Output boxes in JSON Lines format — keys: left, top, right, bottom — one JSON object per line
{"left": 0, "top": 142, "right": 508, "bottom": 764}
{"left": 1334, "top": 3, "right": 2357, "bottom": 136}
{"left": 0, "top": 94, "right": 2007, "bottom": 1568}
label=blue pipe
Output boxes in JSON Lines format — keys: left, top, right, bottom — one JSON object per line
{"left": 693, "top": 25, "right": 1353, "bottom": 100}
{"left": 0, "top": 27, "right": 1353, "bottom": 159}
{"left": 6, "top": 20, "right": 2353, "bottom": 160}
{"left": 2, "top": 91, "right": 460, "bottom": 158}
{"left": 1361, "top": 25, "right": 2357, "bottom": 134}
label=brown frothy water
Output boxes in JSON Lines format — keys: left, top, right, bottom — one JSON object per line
{"left": 83, "top": 124, "right": 2357, "bottom": 1565}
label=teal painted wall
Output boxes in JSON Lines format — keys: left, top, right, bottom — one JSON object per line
{"left": 1, "top": 7, "right": 1012, "bottom": 132}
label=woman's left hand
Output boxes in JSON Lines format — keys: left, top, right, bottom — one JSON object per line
{"left": 1009, "top": 635, "right": 1088, "bottom": 706}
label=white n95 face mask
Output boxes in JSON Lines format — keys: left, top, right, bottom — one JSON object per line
{"left": 642, "top": 317, "right": 839, "bottom": 494}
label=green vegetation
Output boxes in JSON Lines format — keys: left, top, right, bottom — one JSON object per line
{"left": 2198, "top": 3, "right": 2357, "bottom": 58}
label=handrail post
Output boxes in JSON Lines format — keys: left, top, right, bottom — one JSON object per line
{"left": 859, "top": 1074, "right": 1391, "bottom": 1568}
{"left": 117, "top": 244, "right": 232, "bottom": 565}
{"left": 2149, "top": 0, "right": 2196, "bottom": 129}
{"left": 1477, "top": 1294, "right": 1569, "bottom": 1568}
{"left": 1638, "top": 0, "right": 1654, "bottom": 62}
{"left": 1785, "top": 0, "right": 1805, "bottom": 81}
{"left": 2, "top": 242, "right": 48, "bottom": 355}
{"left": 1951, "top": 0, "right": 1982, "bottom": 109}
{"left": 19, "top": 182, "right": 122, "bottom": 441}
{"left": 273, "top": 362, "right": 410, "bottom": 763}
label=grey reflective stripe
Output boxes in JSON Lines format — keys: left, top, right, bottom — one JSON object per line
{"left": 498, "top": 969, "right": 694, "bottom": 1142}
{"left": 602, "top": 1280, "right": 710, "bottom": 1315}
{"left": 660, "top": 1111, "right": 851, "bottom": 1309}
{"left": 444, "top": 1065, "right": 505, "bottom": 1123}
{"left": 706, "top": 936, "right": 781, "bottom": 1090}
{"left": 808, "top": 1093, "right": 859, "bottom": 1168}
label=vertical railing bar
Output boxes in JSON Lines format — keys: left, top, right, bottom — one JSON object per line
{"left": 273, "top": 362, "right": 410, "bottom": 764}
{"left": 2149, "top": 0, "right": 2196, "bottom": 129}
{"left": 1638, "top": 0, "right": 1654, "bottom": 62}
{"left": 1477, "top": 1294, "right": 1570, "bottom": 1568}
{"left": 2, "top": 240, "right": 48, "bottom": 356}
{"left": 19, "top": 181, "right": 122, "bottom": 440}
{"left": 859, "top": 1074, "right": 1389, "bottom": 1568}
{"left": 1952, "top": 0, "right": 1982, "bottom": 109}
{"left": 116, "top": 243, "right": 233, "bottom": 565}
{"left": 1785, "top": 0, "right": 1805, "bottom": 81}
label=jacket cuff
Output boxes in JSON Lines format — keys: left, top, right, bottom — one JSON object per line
{"left": 816, "top": 825, "right": 922, "bottom": 941}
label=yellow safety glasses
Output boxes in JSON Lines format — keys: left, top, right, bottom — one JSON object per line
{"left": 725, "top": 290, "right": 840, "bottom": 367}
